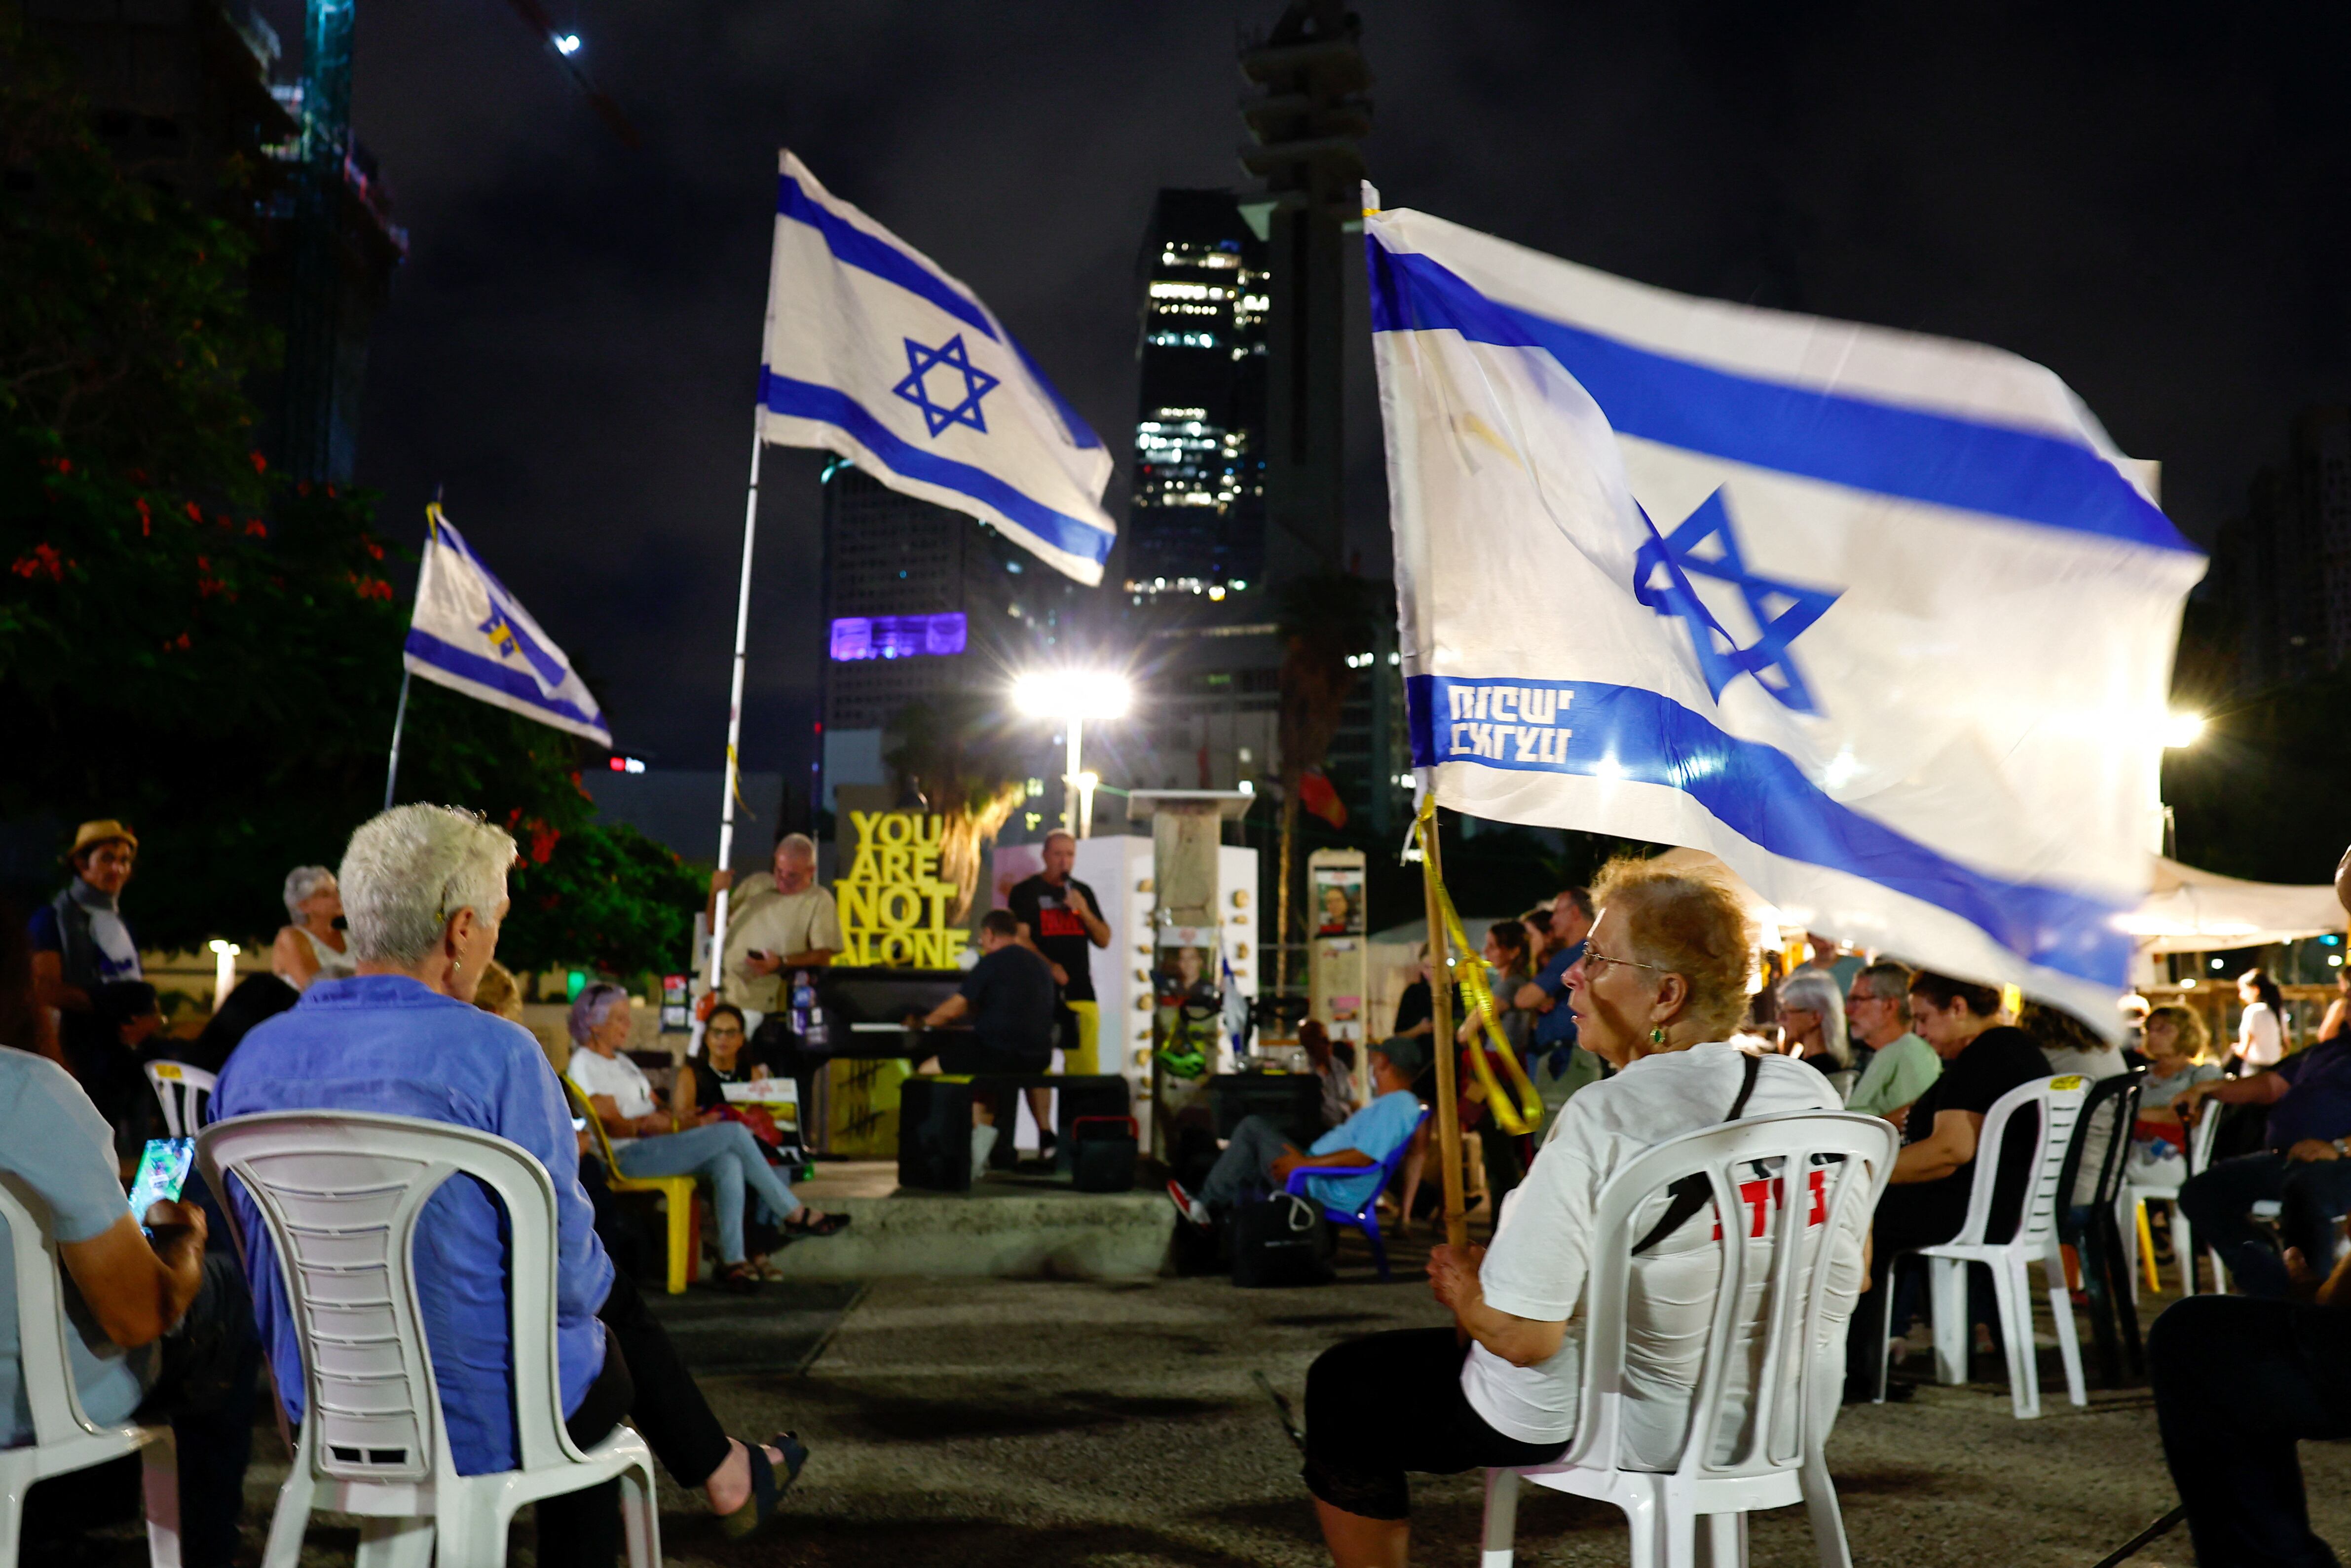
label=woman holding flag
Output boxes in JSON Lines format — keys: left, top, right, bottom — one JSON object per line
{"left": 1299, "top": 859, "right": 1863, "bottom": 1567}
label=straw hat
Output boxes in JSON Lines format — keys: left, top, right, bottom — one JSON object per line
{"left": 66, "top": 819, "right": 138, "bottom": 860}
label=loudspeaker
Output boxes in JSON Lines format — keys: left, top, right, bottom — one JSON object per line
{"left": 897, "top": 1078, "right": 975, "bottom": 1192}
{"left": 1230, "top": 1192, "right": 1333, "bottom": 1288}
{"left": 1070, "top": 1115, "right": 1138, "bottom": 1193}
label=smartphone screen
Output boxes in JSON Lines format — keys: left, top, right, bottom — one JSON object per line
{"left": 127, "top": 1137, "right": 196, "bottom": 1232}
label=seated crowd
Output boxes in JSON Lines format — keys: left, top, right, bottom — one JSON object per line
{"left": 12, "top": 806, "right": 2351, "bottom": 1567}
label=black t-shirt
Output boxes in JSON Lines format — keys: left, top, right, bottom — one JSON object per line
{"left": 685, "top": 1052, "right": 763, "bottom": 1115}
{"left": 1903, "top": 1025, "right": 2052, "bottom": 1238}
{"left": 957, "top": 943, "right": 1058, "bottom": 1063}
{"left": 1393, "top": 979, "right": 1432, "bottom": 1037}
{"left": 1006, "top": 873, "right": 1102, "bottom": 1003}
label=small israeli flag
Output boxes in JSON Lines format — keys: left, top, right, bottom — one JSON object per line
{"left": 402, "top": 504, "right": 611, "bottom": 747}
{"left": 757, "top": 151, "right": 1116, "bottom": 584}
{"left": 1368, "top": 189, "right": 2205, "bottom": 1026}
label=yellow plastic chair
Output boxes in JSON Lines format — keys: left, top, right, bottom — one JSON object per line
{"left": 563, "top": 1079, "right": 699, "bottom": 1295}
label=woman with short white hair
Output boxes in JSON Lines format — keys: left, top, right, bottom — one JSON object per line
{"left": 270, "top": 864, "right": 355, "bottom": 990}
{"left": 1777, "top": 969, "right": 1857, "bottom": 1101}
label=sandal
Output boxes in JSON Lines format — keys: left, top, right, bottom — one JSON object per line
{"left": 716, "top": 1262, "right": 762, "bottom": 1294}
{"left": 717, "top": 1431, "right": 809, "bottom": 1540}
{"left": 784, "top": 1210, "right": 851, "bottom": 1237}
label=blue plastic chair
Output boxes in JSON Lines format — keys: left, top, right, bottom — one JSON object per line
{"left": 1282, "top": 1104, "right": 1432, "bottom": 1281}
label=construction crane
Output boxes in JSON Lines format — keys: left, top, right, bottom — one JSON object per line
{"left": 274, "top": 0, "right": 637, "bottom": 483}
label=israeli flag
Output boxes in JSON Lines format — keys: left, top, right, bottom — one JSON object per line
{"left": 403, "top": 504, "right": 611, "bottom": 747}
{"left": 1368, "top": 190, "right": 2205, "bottom": 1026}
{"left": 758, "top": 151, "right": 1116, "bottom": 585}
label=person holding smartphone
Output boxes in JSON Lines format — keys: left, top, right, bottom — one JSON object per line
{"left": 1, "top": 911, "right": 259, "bottom": 1568}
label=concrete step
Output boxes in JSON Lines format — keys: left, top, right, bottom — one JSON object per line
{"left": 763, "top": 1160, "right": 1174, "bottom": 1281}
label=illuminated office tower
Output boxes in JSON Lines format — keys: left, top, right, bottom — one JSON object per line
{"left": 1125, "top": 189, "right": 1269, "bottom": 596}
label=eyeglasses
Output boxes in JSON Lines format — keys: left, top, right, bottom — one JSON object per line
{"left": 1581, "top": 947, "right": 1673, "bottom": 979}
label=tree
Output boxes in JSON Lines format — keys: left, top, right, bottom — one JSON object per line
{"left": 0, "top": 23, "right": 602, "bottom": 950}
{"left": 502, "top": 821, "right": 705, "bottom": 980}
{"left": 1270, "top": 572, "right": 1383, "bottom": 994}
{"left": 884, "top": 692, "right": 1030, "bottom": 924}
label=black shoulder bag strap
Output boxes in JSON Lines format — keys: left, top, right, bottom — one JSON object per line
{"left": 1630, "top": 1051, "right": 1763, "bottom": 1256}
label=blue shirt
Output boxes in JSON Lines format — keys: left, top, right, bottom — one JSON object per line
{"left": 1304, "top": 1089, "right": 1425, "bottom": 1211}
{"left": 2266, "top": 1037, "right": 2351, "bottom": 1149}
{"left": 1529, "top": 941, "right": 1584, "bottom": 1055}
{"left": 213, "top": 975, "right": 612, "bottom": 1475}
{"left": 0, "top": 1053, "right": 155, "bottom": 1447}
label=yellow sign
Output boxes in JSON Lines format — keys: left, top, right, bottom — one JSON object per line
{"left": 836, "top": 810, "right": 969, "bottom": 969}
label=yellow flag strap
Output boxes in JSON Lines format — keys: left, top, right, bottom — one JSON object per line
{"left": 1415, "top": 797, "right": 1545, "bottom": 1137}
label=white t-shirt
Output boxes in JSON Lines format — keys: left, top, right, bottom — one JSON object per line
{"left": 1462, "top": 1043, "right": 1865, "bottom": 1469}
{"left": 2239, "top": 1003, "right": 2285, "bottom": 1069}
{"left": 566, "top": 1046, "right": 658, "bottom": 1127}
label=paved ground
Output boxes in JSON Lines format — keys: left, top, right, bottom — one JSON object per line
{"left": 59, "top": 1223, "right": 2351, "bottom": 1566}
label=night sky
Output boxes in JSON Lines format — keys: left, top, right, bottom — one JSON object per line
{"left": 289, "top": 0, "right": 2348, "bottom": 774}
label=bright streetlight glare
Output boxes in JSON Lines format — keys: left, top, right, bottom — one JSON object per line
{"left": 2163, "top": 710, "right": 2207, "bottom": 748}
{"left": 554, "top": 33, "right": 582, "bottom": 54}
{"left": 1013, "top": 670, "right": 1130, "bottom": 721}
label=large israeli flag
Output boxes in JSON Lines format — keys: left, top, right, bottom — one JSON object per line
{"left": 402, "top": 504, "right": 611, "bottom": 747}
{"left": 1368, "top": 190, "right": 2205, "bottom": 1026}
{"left": 758, "top": 151, "right": 1116, "bottom": 585}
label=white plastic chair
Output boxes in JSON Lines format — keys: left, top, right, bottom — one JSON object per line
{"left": 144, "top": 1062, "right": 217, "bottom": 1140}
{"left": 2126, "top": 1094, "right": 2222, "bottom": 1296}
{"left": 1482, "top": 1111, "right": 1899, "bottom": 1568}
{"left": 196, "top": 1112, "right": 659, "bottom": 1568}
{"left": 0, "top": 1174, "right": 180, "bottom": 1567}
{"left": 1876, "top": 1074, "right": 2088, "bottom": 1419}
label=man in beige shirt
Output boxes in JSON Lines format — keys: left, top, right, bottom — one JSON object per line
{"left": 709, "top": 833, "right": 843, "bottom": 1017}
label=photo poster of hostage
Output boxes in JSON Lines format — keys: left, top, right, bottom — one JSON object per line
{"left": 1309, "top": 848, "right": 1370, "bottom": 1111}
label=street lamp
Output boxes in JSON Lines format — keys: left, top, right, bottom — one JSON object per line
{"left": 1013, "top": 670, "right": 1130, "bottom": 837}
{"left": 2164, "top": 710, "right": 2207, "bottom": 748}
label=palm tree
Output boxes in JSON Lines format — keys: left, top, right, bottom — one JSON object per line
{"left": 883, "top": 692, "right": 1031, "bottom": 925}
{"left": 1272, "top": 573, "right": 1384, "bottom": 999}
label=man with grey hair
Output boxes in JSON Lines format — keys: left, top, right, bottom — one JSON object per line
{"left": 710, "top": 829, "right": 842, "bottom": 1025}
{"left": 1842, "top": 960, "right": 1941, "bottom": 1127}
{"left": 218, "top": 806, "right": 804, "bottom": 1559}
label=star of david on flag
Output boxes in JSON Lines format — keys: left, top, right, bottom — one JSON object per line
{"left": 893, "top": 334, "right": 998, "bottom": 436}
{"left": 1367, "top": 186, "right": 2205, "bottom": 1034}
{"left": 754, "top": 151, "right": 1116, "bottom": 584}
{"left": 401, "top": 504, "right": 610, "bottom": 747}
{"left": 1633, "top": 487, "right": 1841, "bottom": 715}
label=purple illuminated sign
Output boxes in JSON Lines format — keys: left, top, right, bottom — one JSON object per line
{"left": 829, "top": 612, "right": 968, "bottom": 662}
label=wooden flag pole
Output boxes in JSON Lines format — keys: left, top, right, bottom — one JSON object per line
{"left": 1419, "top": 804, "right": 1468, "bottom": 1252}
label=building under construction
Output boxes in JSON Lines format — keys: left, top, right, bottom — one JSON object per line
{"left": 23, "top": 0, "right": 407, "bottom": 482}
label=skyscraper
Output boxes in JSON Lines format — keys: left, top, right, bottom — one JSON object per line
{"left": 1124, "top": 189, "right": 1270, "bottom": 596}
{"left": 818, "top": 463, "right": 1075, "bottom": 809}
{"left": 2200, "top": 407, "right": 2351, "bottom": 690}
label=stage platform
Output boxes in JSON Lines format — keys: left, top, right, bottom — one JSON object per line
{"left": 759, "top": 1160, "right": 1174, "bottom": 1281}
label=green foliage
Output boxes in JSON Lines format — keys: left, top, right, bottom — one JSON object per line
{"left": 0, "top": 24, "right": 615, "bottom": 954}
{"left": 500, "top": 821, "right": 704, "bottom": 979}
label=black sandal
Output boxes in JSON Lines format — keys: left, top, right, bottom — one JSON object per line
{"left": 717, "top": 1432, "right": 809, "bottom": 1539}
{"left": 784, "top": 1210, "right": 851, "bottom": 1237}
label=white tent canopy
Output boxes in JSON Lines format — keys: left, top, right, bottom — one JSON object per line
{"left": 2118, "top": 858, "right": 2345, "bottom": 954}
{"left": 1632, "top": 849, "right": 2340, "bottom": 963}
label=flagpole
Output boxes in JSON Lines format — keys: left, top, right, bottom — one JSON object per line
{"left": 383, "top": 668, "right": 412, "bottom": 810}
{"left": 707, "top": 425, "right": 764, "bottom": 994}
{"left": 1419, "top": 800, "right": 1469, "bottom": 1252}
{"left": 384, "top": 488, "right": 441, "bottom": 812}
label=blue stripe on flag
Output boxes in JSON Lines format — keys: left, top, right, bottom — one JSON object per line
{"left": 1009, "top": 334, "right": 1105, "bottom": 452}
{"left": 405, "top": 628, "right": 607, "bottom": 732}
{"left": 761, "top": 369, "right": 1115, "bottom": 565}
{"left": 1406, "top": 672, "right": 2131, "bottom": 986}
{"left": 777, "top": 174, "right": 999, "bottom": 344}
{"left": 1367, "top": 239, "right": 2195, "bottom": 555}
